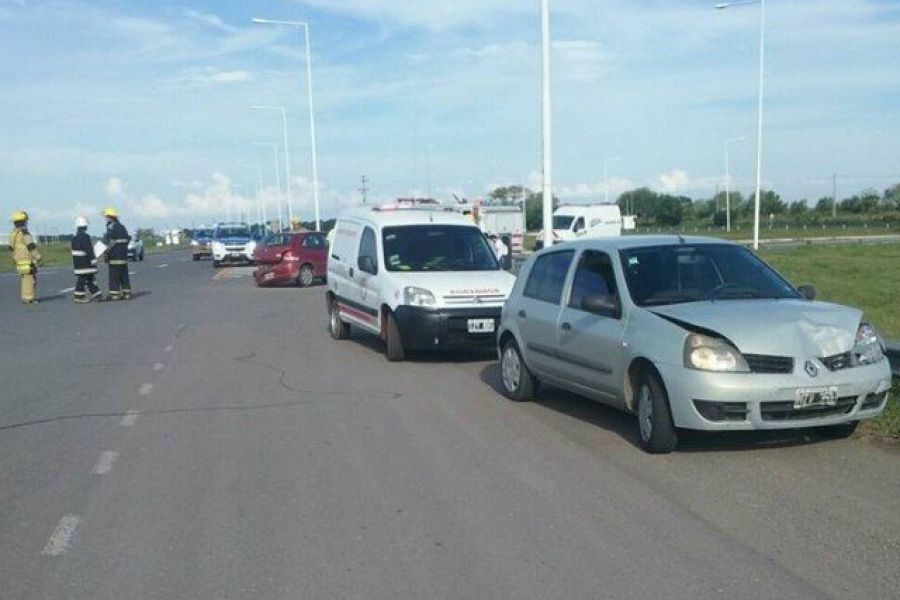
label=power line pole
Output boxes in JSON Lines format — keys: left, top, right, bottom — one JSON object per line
{"left": 832, "top": 173, "right": 838, "bottom": 217}
{"left": 359, "top": 175, "right": 369, "bottom": 204}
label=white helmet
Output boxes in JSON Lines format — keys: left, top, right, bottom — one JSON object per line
{"left": 75, "top": 216, "right": 89, "bottom": 228}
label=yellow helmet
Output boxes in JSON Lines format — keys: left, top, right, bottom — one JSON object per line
{"left": 102, "top": 207, "right": 119, "bottom": 218}
{"left": 11, "top": 210, "right": 28, "bottom": 223}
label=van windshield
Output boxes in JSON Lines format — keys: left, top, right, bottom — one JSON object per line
{"left": 553, "top": 215, "right": 575, "bottom": 230}
{"left": 382, "top": 225, "right": 499, "bottom": 272}
{"left": 215, "top": 227, "right": 251, "bottom": 239}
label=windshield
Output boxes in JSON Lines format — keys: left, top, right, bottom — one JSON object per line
{"left": 195, "top": 229, "right": 213, "bottom": 239}
{"left": 620, "top": 244, "right": 801, "bottom": 307}
{"left": 553, "top": 215, "right": 575, "bottom": 230}
{"left": 215, "top": 227, "right": 251, "bottom": 239}
{"left": 382, "top": 225, "right": 499, "bottom": 272}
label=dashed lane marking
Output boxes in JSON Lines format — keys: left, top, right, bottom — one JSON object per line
{"left": 138, "top": 383, "right": 153, "bottom": 395}
{"left": 41, "top": 514, "right": 80, "bottom": 556}
{"left": 153, "top": 362, "right": 164, "bottom": 371}
{"left": 92, "top": 451, "right": 119, "bottom": 475}
{"left": 58, "top": 287, "right": 75, "bottom": 294}
{"left": 119, "top": 411, "right": 138, "bottom": 427}
{"left": 157, "top": 264, "right": 168, "bottom": 269}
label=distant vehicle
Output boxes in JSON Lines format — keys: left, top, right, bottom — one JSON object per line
{"left": 497, "top": 236, "right": 892, "bottom": 453}
{"left": 252, "top": 232, "right": 328, "bottom": 287}
{"left": 326, "top": 203, "right": 516, "bottom": 361}
{"left": 446, "top": 198, "right": 526, "bottom": 252}
{"left": 127, "top": 237, "right": 144, "bottom": 261}
{"left": 191, "top": 227, "right": 214, "bottom": 261}
{"left": 537, "top": 204, "right": 623, "bottom": 249}
{"left": 211, "top": 222, "right": 256, "bottom": 268}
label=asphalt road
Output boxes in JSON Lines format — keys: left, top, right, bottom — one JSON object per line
{"left": 0, "top": 253, "right": 897, "bottom": 600}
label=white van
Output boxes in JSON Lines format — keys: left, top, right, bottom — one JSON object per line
{"left": 551, "top": 204, "right": 622, "bottom": 242}
{"left": 326, "top": 205, "right": 517, "bottom": 361}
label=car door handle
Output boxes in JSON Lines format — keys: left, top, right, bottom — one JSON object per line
{"left": 331, "top": 254, "right": 340, "bottom": 260}
{"left": 517, "top": 310, "right": 527, "bottom": 319}
{"left": 561, "top": 322, "right": 572, "bottom": 331}
{"left": 349, "top": 267, "right": 354, "bottom": 278}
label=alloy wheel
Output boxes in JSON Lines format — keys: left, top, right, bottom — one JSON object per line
{"left": 501, "top": 346, "right": 521, "bottom": 393}
{"left": 638, "top": 384, "right": 653, "bottom": 442}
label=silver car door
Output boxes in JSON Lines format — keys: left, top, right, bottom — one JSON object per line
{"left": 516, "top": 249, "right": 575, "bottom": 376}
{"left": 556, "top": 249, "right": 627, "bottom": 405}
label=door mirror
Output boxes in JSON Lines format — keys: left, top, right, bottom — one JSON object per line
{"left": 357, "top": 255, "right": 377, "bottom": 275}
{"left": 581, "top": 293, "right": 620, "bottom": 317}
{"left": 797, "top": 285, "right": 816, "bottom": 300}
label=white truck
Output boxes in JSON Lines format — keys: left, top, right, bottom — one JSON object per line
{"left": 550, "top": 204, "right": 623, "bottom": 242}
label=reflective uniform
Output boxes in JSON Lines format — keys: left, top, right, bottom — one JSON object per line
{"left": 103, "top": 219, "right": 131, "bottom": 299}
{"left": 9, "top": 227, "right": 41, "bottom": 303}
{"left": 71, "top": 228, "right": 101, "bottom": 302}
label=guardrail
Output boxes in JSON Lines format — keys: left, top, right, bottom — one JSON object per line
{"left": 887, "top": 343, "right": 900, "bottom": 377}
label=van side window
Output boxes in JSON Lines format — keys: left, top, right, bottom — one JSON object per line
{"left": 358, "top": 227, "right": 378, "bottom": 274}
{"left": 568, "top": 250, "right": 619, "bottom": 314}
{"left": 523, "top": 250, "right": 575, "bottom": 305}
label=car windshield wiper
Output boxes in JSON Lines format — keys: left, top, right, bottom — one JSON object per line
{"left": 705, "top": 283, "right": 764, "bottom": 301}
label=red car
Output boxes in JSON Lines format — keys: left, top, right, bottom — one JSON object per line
{"left": 252, "top": 232, "right": 328, "bottom": 287}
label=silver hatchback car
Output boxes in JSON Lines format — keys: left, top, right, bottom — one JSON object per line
{"left": 497, "top": 236, "right": 892, "bottom": 453}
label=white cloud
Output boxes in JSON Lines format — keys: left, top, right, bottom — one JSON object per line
{"left": 552, "top": 41, "right": 611, "bottom": 83}
{"left": 172, "top": 67, "right": 255, "bottom": 85}
{"left": 105, "top": 177, "right": 124, "bottom": 198}
{"left": 656, "top": 169, "right": 690, "bottom": 193}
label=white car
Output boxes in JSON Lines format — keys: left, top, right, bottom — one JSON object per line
{"left": 210, "top": 222, "right": 256, "bottom": 268}
{"left": 326, "top": 204, "right": 516, "bottom": 361}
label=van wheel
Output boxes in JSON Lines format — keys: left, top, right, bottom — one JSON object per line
{"left": 329, "top": 299, "right": 350, "bottom": 340}
{"left": 500, "top": 339, "right": 537, "bottom": 401}
{"left": 634, "top": 368, "right": 678, "bottom": 453}
{"left": 298, "top": 264, "right": 315, "bottom": 287}
{"left": 212, "top": 260, "right": 220, "bottom": 269}
{"left": 385, "top": 312, "right": 405, "bottom": 362}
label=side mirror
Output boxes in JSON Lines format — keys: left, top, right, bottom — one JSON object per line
{"left": 357, "top": 255, "right": 377, "bottom": 275}
{"left": 581, "top": 294, "right": 620, "bottom": 317}
{"left": 797, "top": 285, "right": 816, "bottom": 301}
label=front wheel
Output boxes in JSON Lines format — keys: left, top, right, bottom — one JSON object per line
{"left": 634, "top": 368, "right": 678, "bottom": 454}
{"left": 384, "top": 312, "right": 405, "bottom": 362}
{"left": 212, "top": 260, "right": 221, "bottom": 269}
{"left": 500, "top": 339, "right": 537, "bottom": 401}
{"left": 139, "top": 251, "right": 144, "bottom": 261}
{"left": 329, "top": 299, "right": 350, "bottom": 340}
{"left": 298, "top": 264, "right": 315, "bottom": 287}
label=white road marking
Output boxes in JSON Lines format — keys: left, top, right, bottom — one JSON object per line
{"left": 129, "top": 271, "right": 136, "bottom": 275}
{"left": 58, "top": 287, "right": 75, "bottom": 294}
{"left": 158, "top": 264, "right": 168, "bottom": 269}
{"left": 138, "top": 383, "right": 153, "bottom": 395}
{"left": 119, "top": 411, "right": 138, "bottom": 427}
{"left": 164, "top": 345, "right": 173, "bottom": 353}
{"left": 41, "top": 514, "right": 80, "bottom": 556}
{"left": 92, "top": 451, "right": 119, "bottom": 475}
{"left": 153, "top": 362, "right": 164, "bottom": 371}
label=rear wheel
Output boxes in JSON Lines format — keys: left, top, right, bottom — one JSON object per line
{"left": 500, "top": 339, "right": 537, "bottom": 401}
{"left": 385, "top": 312, "right": 405, "bottom": 362}
{"left": 634, "top": 368, "right": 678, "bottom": 454}
{"left": 212, "top": 260, "right": 221, "bottom": 269}
{"left": 298, "top": 264, "right": 315, "bottom": 287}
{"left": 329, "top": 299, "right": 350, "bottom": 340}
{"left": 139, "top": 250, "right": 144, "bottom": 261}
{"left": 816, "top": 421, "right": 859, "bottom": 439}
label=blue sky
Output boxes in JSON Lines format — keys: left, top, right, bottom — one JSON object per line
{"left": 1, "top": 0, "right": 899, "bottom": 230}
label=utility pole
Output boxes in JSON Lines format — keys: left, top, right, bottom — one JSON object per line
{"left": 540, "top": 0, "right": 554, "bottom": 249}
{"left": 832, "top": 173, "right": 838, "bottom": 217}
{"left": 359, "top": 175, "right": 369, "bottom": 204}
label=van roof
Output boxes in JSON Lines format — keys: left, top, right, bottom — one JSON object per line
{"left": 336, "top": 206, "right": 475, "bottom": 228}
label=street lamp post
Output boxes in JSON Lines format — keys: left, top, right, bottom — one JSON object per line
{"left": 715, "top": 0, "right": 765, "bottom": 249}
{"left": 540, "top": 0, "right": 554, "bottom": 249}
{"left": 252, "top": 142, "right": 283, "bottom": 231}
{"left": 603, "top": 157, "right": 621, "bottom": 205}
{"left": 253, "top": 106, "right": 294, "bottom": 225}
{"left": 724, "top": 137, "right": 745, "bottom": 232}
{"left": 252, "top": 17, "right": 321, "bottom": 231}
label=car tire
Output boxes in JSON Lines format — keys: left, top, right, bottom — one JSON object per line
{"left": 385, "top": 312, "right": 405, "bottom": 362}
{"left": 212, "top": 260, "right": 221, "bottom": 269}
{"left": 634, "top": 368, "right": 678, "bottom": 454}
{"left": 500, "top": 338, "right": 537, "bottom": 401}
{"left": 139, "top": 251, "right": 144, "bottom": 261}
{"left": 298, "top": 264, "right": 315, "bottom": 287}
{"left": 816, "top": 421, "right": 859, "bottom": 439}
{"left": 329, "top": 299, "right": 350, "bottom": 340}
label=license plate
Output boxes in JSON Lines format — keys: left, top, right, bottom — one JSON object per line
{"left": 794, "top": 387, "right": 838, "bottom": 409}
{"left": 467, "top": 318, "right": 495, "bottom": 334}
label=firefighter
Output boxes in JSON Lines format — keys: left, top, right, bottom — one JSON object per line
{"left": 102, "top": 207, "right": 132, "bottom": 300}
{"left": 71, "top": 216, "right": 102, "bottom": 303}
{"left": 8, "top": 210, "right": 42, "bottom": 304}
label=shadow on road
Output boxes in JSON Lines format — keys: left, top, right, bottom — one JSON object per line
{"left": 478, "top": 363, "right": 841, "bottom": 453}
{"left": 342, "top": 328, "right": 492, "bottom": 364}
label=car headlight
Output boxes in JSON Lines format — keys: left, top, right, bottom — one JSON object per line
{"left": 403, "top": 286, "right": 436, "bottom": 307}
{"left": 245, "top": 241, "right": 256, "bottom": 254}
{"left": 853, "top": 322, "right": 885, "bottom": 365}
{"left": 212, "top": 242, "right": 225, "bottom": 253}
{"left": 190, "top": 240, "right": 199, "bottom": 247}
{"left": 683, "top": 333, "right": 750, "bottom": 372}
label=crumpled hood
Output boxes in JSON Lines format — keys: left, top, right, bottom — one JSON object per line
{"left": 650, "top": 299, "right": 862, "bottom": 358}
{"left": 392, "top": 270, "right": 517, "bottom": 300}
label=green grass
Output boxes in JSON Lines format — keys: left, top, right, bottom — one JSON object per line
{"left": 861, "top": 383, "right": 900, "bottom": 442}
{"left": 1, "top": 241, "right": 187, "bottom": 272}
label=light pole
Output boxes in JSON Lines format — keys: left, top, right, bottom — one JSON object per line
{"left": 603, "top": 157, "right": 621, "bottom": 205}
{"left": 252, "top": 141, "right": 283, "bottom": 231}
{"left": 716, "top": 0, "right": 765, "bottom": 249}
{"left": 252, "top": 17, "right": 321, "bottom": 231}
{"left": 724, "top": 136, "right": 745, "bottom": 232}
{"left": 540, "top": 0, "right": 554, "bottom": 249}
{"left": 253, "top": 106, "right": 294, "bottom": 225}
